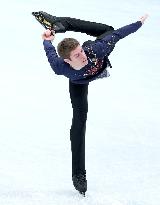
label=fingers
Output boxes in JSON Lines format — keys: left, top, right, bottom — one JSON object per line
{"left": 42, "top": 29, "right": 55, "bottom": 40}
{"left": 51, "top": 30, "right": 55, "bottom": 36}
{"left": 44, "top": 29, "right": 55, "bottom": 37}
{"left": 141, "top": 14, "right": 149, "bottom": 20}
{"left": 45, "top": 29, "right": 52, "bottom": 37}
{"left": 140, "top": 14, "right": 149, "bottom": 24}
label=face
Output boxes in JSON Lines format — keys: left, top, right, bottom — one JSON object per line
{"left": 64, "top": 45, "right": 88, "bottom": 70}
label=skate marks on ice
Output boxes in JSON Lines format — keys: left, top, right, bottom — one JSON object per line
{"left": 49, "top": 189, "right": 124, "bottom": 205}
{"left": 0, "top": 189, "right": 150, "bottom": 205}
{"left": 0, "top": 189, "right": 123, "bottom": 205}
{"left": 76, "top": 192, "right": 149, "bottom": 205}
{"left": 80, "top": 192, "right": 147, "bottom": 205}
{"left": 83, "top": 192, "right": 124, "bottom": 205}
{"left": 56, "top": 189, "right": 125, "bottom": 205}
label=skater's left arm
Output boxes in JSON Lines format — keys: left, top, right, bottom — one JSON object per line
{"left": 91, "top": 14, "right": 149, "bottom": 57}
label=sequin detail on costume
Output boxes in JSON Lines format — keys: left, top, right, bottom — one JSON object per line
{"left": 83, "top": 46, "right": 110, "bottom": 79}
{"left": 83, "top": 59, "right": 104, "bottom": 77}
{"left": 83, "top": 46, "right": 103, "bottom": 77}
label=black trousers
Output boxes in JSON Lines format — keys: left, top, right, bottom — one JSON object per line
{"left": 56, "top": 17, "right": 114, "bottom": 176}
{"left": 57, "top": 16, "right": 114, "bottom": 38}
{"left": 69, "top": 81, "right": 88, "bottom": 176}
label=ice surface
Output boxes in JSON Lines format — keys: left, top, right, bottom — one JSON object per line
{"left": 0, "top": 0, "right": 160, "bottom": 204}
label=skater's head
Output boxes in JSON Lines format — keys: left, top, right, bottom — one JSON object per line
{"left": 57, "top": 38, "right": 88, "bottom": 70}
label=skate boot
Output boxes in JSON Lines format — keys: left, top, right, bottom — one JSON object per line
{"left": 72, "top": 173, "right": 87, "bottom": 196}
{"left": 32, "top": 11, "right": 66, "bottom": 33}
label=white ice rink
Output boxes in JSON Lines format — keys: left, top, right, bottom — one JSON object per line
{"left": 0, "top": 0, "right": 160, "bottom": 204}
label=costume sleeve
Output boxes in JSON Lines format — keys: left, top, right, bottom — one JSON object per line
{"left": 91, "top": 21, "right": 142, "bottom": 57}
{"left": 43, "top": 40, "right": 65, "bottom": 75}
{"left": 43, "top": 40, "right": 87, "bottom": 81}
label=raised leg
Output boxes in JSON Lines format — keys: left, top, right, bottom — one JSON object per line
{"left": 32, "top": 11, "right": 114, "bottom": 37}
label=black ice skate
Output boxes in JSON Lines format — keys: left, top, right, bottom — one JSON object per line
{"left": 72, "top": 173, "right": 87, "bottom": 196}
{"left": 32, "top": 11, "right": 66, "bottom": 33}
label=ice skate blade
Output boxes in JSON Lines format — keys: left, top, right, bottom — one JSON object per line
{"left": 79, "top": 191, "right": 85, "bottom": 197}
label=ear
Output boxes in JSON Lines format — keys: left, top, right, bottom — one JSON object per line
{"left": 64, "top": 58, "right": 71, "bottom": 64}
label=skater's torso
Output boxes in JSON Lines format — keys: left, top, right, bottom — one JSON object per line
{"left": 43, "top": 21, "right": 142, "bottom": 84}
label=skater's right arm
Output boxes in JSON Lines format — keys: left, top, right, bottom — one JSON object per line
{"left": 42, "top": 30, "right": 65, "bottom": 75}
{"left": 42, "top": 30, "right": 88, "bottom": 81}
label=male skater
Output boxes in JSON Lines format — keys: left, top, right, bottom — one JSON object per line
{"left": 32, "top": 11, "right": 148, "bottom": 195}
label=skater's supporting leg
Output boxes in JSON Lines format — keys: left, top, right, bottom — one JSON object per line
{"left": 69, "top": 81, "right": 88, "bottom": 176}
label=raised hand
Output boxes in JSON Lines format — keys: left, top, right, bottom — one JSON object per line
{"left": 42, "top": 29, "right": 55, "bottom": 41}
{"left": 139, "top": 14, "right": 149, "bottom": 24}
